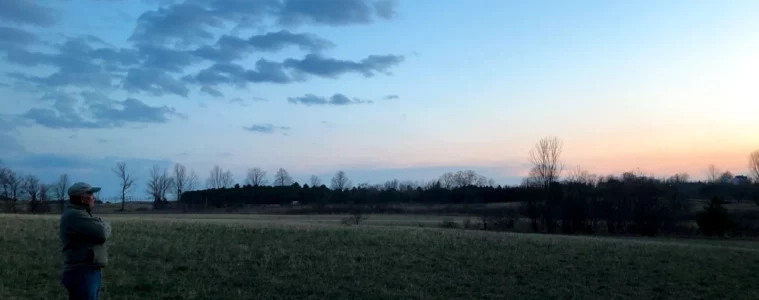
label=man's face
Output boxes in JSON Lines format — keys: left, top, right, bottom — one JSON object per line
{"left": 81, "top": 191, "right": 96, "bottom": 208}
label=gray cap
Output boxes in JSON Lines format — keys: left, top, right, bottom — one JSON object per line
{"left": 68, "top": 182, "right": 101, "bottom": 197}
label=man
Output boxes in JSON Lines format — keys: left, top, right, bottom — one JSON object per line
{"left": 59, "top": 182, "right": 112, "bottom": 300}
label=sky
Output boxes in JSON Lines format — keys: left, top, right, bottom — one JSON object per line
{"left": 1, "top": 0, "right": 758, "bottom": 199}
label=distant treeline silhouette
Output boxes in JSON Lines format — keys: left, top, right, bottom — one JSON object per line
{"left": 178, "top": 169, "right": 758, "bottom": 233}
{"left": 3, "top": 137, "right": 759, "bottom": 237}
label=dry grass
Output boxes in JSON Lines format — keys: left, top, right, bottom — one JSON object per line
{"left": 1, "top": 213, "right": 758, "bottom": 299}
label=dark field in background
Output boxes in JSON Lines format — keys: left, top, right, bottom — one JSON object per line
{"left": 1, "top": 214, "right": 758, "bottom": 300}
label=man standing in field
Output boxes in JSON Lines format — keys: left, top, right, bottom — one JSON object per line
{"left": 59, "top": 182, "right": 112, "bottom": 300}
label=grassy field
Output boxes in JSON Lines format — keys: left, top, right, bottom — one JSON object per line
{"left": 1, "top": 214, "right": 758, "bottom": 299}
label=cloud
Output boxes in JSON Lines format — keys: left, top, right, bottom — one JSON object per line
{"left": 135, "top": 43, "right": 198, "bottom": 73}
{"left": 277, "top": 0, "right": 397, "bottom": 27}
{"left": 0, "top": 115, "right": 18, "bottom": 131}
{"left": 20, "top": 92, "right": 183, "bottom": 129}
{"left": 283, "top": 53, "right": 404, "bottom": 78}
{"left": 0, "top": 0, "right": 58, "bottom": 27}
{"left": 384, "top": 94, "right": 399, "bottom": 100}
{"left": 0, "top": 26, "right": 39, "bottom": 47}
{"left": 192, "top": 30, "right": 334, "bottom": 62}
{"left": 13, "top": 153, "right": 95, "bottom": 169}
{"left": 9, "top": 68, "right": 114, "bottom": 90}
{"left": 228, "top": 96, "right": 265, "bottom": 106}
{"left": 129, "top": 0, "right": 396, "bottom": 46}
{"left": 287, "top": 93, "right": 372, "bottom": 106}
{"left": 129, "top": 0, "right": 278, "bottom": 46}
{"left": 123, "top": 68, "right": 190, "bottom": 97}
{"left": 2, "top": 37, "right": 139, "bottom": 90}
{"left": 185, "top": 59, "right": 293, "bottom": 87}
{"left": 0, "top": 132, "right": 25, "bottom": 156}
{"left": 372, "top": 0, "right": 398, "bottom": 19}
{"left": 90, "top": 98, "right": 182, "bottom": 124}
{"left": 248, "top": 30, "right": 334, "bottom": 52}
{"left": 22, "top": 108, "right": 102, "bottom": 129}
{"left": 200, "top": 86, "right": 224, "bottom": 98}
{"left": 185, "top": 53, "right": 403, "bottom": 89}
{"left": 243, "top": 123, "right": 291, "bottom": 134}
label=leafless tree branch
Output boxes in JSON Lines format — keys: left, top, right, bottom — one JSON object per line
{"left": 112, "top": 162, "right": 136, "bottom": 211}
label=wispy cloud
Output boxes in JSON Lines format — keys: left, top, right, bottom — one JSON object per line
{"left": 287, "top": 93, "right": 373, "bottom": 106}
{"left": 19, "top": 92, "right": 182, "bottom": 129}
{"left": 243, "top": 123, "right": 292, "bottom": 134}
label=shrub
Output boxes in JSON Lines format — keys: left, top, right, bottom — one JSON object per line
{"left": 696, "top": 197, "right": 733, "bottom": 237}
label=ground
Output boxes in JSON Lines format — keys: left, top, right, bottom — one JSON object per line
{"left": 1, "top": 213, "right": 758, "bottom": 300}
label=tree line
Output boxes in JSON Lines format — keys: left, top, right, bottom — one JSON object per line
{"left": 175, "top": 138, "right": 759, "bottom": 236}
{"left": 2, "top": 137, "right": 759, "bottom": 237}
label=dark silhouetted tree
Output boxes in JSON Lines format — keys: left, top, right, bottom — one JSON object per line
{"left": 696, "top": 197, "right": 732, "bottom": 236}
{"left": 331, "top": 170, "right": 351, "bottom": 191}
{"left": 245, "top": 167, "right": 268, "bottom": 186}
{"left": 207, "top": 165, "right": 233, "bottom": 189}
{"left": 273, "top": 168, "right": 293, "bottom": 187}
{"left": 113, "top": 162, "right": 135, "bottom": 211}
{"left": 147, "top": 165, "right": 174, "bottom": 209}
{"left": 309, "top": 175, "right": 321, "bottom": 187}
{"left": 53, "top": 174, "right": 69, "bottom": 212}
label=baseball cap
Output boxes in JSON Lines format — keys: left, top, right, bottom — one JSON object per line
{"left": 68, "top": 182, "right": 101, "bottom": 197}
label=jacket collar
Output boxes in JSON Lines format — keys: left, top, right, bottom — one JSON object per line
{"left": 66, "top": 202, "right": 92, "bottom": 214}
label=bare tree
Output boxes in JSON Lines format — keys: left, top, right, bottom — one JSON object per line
{"left": 706, "top": 164, "right": 721, "bottom": 183}
{"left": 0, "top": 161, "right": 9, "bottom": 199}
{"left": 384, "top": 179, "right": 399, "bottom": 191}
{"left": 667, "top": 173, "right": 690, "bottom": 184}
{"left": 750, "top": 150, "right": 759, "bottom": 182}
{"left": 245, "top": 167, "right": 268, "bottom": 186}
{"left": 147, "top": 165, "right": 174, "bottom": 209}
{"left": 565, "top": 166, "right": 597, "bottom": 186}
{"left": 207, "top": 165, "right": 233, "bottom": 189}
{"left": 525, "top": 136, "right": 564, "bottom": 232}
{"left": 147, "top": 165, "right": 162, "bottom": 203}
{"left": 528, "top": 136, "right": 564, "bottom": 188}
{"left": 453, "top": 170, "right": 478, "bottom": 187}
{"left": 330, "top": 170, "right": 351, "bottom": 191}
{"left": 309, "top": 175, "right": 321, "bottom": 187}
{"left": 187, "top": 169, "right": 199, "bottom": 192}
{"left": 172, "top": 163, "right": 193, "bottom": 202}
{"left": 439, "top": 170, "right": 492, "bottom": 188}
{"left": 474, "top": 175, "right": 493, "bottom": 187}
{"left": 22, "top": 175, "right": 40, "bottom": 201}
{"left": 6, "top": 170, "right": 21, "bottom": 212}
{"left": 438, "top": 172, "right": 455, "bottom": 189}
{"left": 112, "top": 162, "right": 135, "bottom": 211}
{"left": 273, "top": 168, "right": 293, "bottom": 186}
{"left": 53, "top": 174, "right": 69, "bottom": 212}
{"left": 22, "top": 175, "right": 42, "bottom": 212}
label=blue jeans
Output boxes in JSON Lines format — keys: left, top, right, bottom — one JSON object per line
{"left": 61, "top": 268, "right": 101, "bottom": 300}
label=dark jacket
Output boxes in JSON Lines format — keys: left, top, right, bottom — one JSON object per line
{"left": 59, "top": 203, "right": 112, "bottom": 271}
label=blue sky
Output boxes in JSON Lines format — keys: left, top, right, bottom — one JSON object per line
{"left": 1, "top": 0, "right": 758, "bottom": 199}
